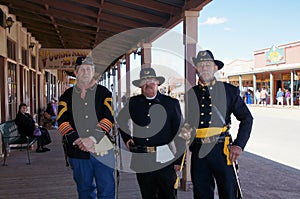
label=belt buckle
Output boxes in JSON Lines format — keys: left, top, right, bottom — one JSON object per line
{"left": 146, "top": 146, "right": 155, "bottom": 153}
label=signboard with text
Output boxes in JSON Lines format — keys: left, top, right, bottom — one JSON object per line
{"left": 39, "top": 49, "right": 91, "bottom": 69}
{"left": 265, "top": 45, "right": 285, "bottom": 65}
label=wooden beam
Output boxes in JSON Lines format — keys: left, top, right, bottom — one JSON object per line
{"left": 100, "top": 21, "right": 129, "bottom": 34}
{"left": 100, "top": 13, "right": 156, "bottom": 28}
{"left": 69, "top": 0, "right": 100, "bottom": 8}
{"left": 11, "top": 9, "right": 51, "bottom": 24}
{"left": 43, "top": 0, "right": 98, "bottom": 19}
{"left": 102, "top": 2, "right": 166, "bottom": 24}
{"left": 57, "top": 20, "right": 96, "bottom": 33}
{"left": 48, "top": 9, "right": 98, "bottom": 27}
{"left": 23, "top": 25, "right": 57, "bottom": 36}
{"left": 183, "top": 0, "right": 211, "bottom": 11}
{"left": 122, "top": 0, "right": 181, "bottom": 14}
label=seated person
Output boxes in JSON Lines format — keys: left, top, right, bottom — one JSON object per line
{"left": 45, "top": 98, "right": 58, "bottom": 128}
{"left": 15, "top": 103, "right": 51, "bottom": 153}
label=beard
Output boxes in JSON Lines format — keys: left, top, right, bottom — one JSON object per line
{"left": 199, "top": 72, "right": 214, "bottom": 83}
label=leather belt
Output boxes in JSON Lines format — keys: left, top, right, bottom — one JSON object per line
{"left": 129, "top": 145, "right": 156, "bottom": 153}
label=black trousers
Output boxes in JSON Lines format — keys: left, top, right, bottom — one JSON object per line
{"left": 191, "top": 142, "right": 239, "bottom": 199}
{"left": 136, "top": 165, "right": 177, "bottom": 199}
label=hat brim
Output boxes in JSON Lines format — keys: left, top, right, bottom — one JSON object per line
{"left": 192, "top": 57, "right": 224, "bottom": 70}
{"left": 132, "top": 77, "right": 165, "bottom": 87}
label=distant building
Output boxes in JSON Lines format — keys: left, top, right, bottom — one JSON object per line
{"left": 221, "top": 41, "right": 300, "bottom": 106}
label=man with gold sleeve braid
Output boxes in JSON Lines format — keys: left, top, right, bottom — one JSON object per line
{"left": 57, "top": 56, "right": 115, "bottom": 199}
{"left": 184, "top": 50, "right": 253, "bottom": 199}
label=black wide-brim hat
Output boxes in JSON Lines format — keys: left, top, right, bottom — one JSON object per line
{"left": 132, "top": 68, "right": 165, "bottom": 87}
{"left": 192, "top": 50, "right": 224, "bottom": 70}
{"left": 75, "top": 56, "right": 94, "bottom": 69}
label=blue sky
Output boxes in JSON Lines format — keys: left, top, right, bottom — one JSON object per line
{"left": 124, "top": 0, "right": 300, "bottom": 91}
{"left": 189, "top": 0, "right": 300, "bottom": 62}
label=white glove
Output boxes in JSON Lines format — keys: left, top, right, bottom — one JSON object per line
{"left": 94, "top": 135, "right": 114, "bottom": 156}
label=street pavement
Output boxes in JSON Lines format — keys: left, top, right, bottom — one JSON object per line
{"left": 231, "top": 105, "right": 300, "bottom": 170}
{"left": 0, "top": 105, "right": 300, "bottom": 198}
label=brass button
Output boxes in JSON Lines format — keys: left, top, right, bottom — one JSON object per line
{"left": 200, "top": 121, "right": 204, "bottom": 124}
{"left": 85, "top": 102, "right": 88, "bottom": 105}
{"left": 86, "top": 129, "right": 89, "bottom": 132}
{"left": 85, "top": 115, "right": 89, "bottom": 118}
{"left": 201, "top": 104, "right": 205, "bottom": 107}
{"left": 201, "top": 113, "right": 204, "bottom": 116}
{"left": 209, "top": 112, "right": 212, "bottom": 115}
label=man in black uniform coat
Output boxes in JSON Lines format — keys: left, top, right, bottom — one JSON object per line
{"left": 57, "top": 56, "right": 115, "bottom": 199}
{"left": 184, "top": 50, "right": 253, "bottom": 199}
{"left": 117, "top": 67, "right": 185, "bottom": 199}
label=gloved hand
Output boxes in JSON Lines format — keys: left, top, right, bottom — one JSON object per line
{"left": 180, "top": 123, "right": 192, "bottom": 141}
{"left": 94, "top": 135, "right": 114, "bottom": 156}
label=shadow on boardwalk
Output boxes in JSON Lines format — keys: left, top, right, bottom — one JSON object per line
{"left": 0, "top": 130, "right": 299, "bottom": 199}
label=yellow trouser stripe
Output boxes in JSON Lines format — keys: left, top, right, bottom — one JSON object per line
{"left": 195, "top": 126, "right": 228, "bottom": 138}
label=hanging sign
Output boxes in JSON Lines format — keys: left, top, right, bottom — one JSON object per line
{"left": 39, "top": 48, "right": 91, "bottom": 69}
{"left": 265, "top": 45, "right": 285, "bottom": 65}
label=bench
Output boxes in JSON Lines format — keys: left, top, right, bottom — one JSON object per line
{"left": 0, "top": 120, "right": 37, "bottom": 166}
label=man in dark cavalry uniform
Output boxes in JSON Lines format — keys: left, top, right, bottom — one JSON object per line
{"left": 184, "top": 50, "right": 253, "bottom": 199}
{"left": 117, "top": 67, "right": 185, "bottom": 199}
{"left": 57, "top": 56, "right": 115, "bottom": 199}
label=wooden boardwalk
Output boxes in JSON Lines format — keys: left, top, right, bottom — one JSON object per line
{"left": 0, "top": 129, "right": 300, "bottom": 199}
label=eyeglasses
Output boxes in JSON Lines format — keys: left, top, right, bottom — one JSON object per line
{"left": 140, "top": 78, "right": 158, "bottom": 86}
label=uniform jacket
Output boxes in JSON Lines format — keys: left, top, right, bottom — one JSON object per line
{"left": 186, "top": 80, "right": 253, "bottom": 149}
{"left": 117, "top": 92, "right": 184, "bottom": 171}
{"left": 57, "top": 84, "right": 114, "bottom": 159}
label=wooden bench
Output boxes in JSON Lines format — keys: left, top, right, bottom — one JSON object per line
{"left": 0, "top": 120, "right": 37, "bottom": 166}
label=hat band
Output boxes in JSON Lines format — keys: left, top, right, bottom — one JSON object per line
{"left": 140, "top": 75, "right": 157, "bottom": 79}
{"left": 199, "top": 58, "right": 214, "bottom": 61}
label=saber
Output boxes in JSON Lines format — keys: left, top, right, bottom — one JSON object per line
{"left": 174, "top": 148, "right": 186, "bottom": 189}
{"left": 174, "top": 122, "right": 192, "bottom": 189}
{"left": 111, "top": 67, "right": 121, "bottom": 199}
{"left": 232, "top": 161, "right": 243, "bottom": 199}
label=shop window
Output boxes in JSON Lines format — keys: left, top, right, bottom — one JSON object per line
{"left": 8, "top": 62, "right": 17, "bottom": 120}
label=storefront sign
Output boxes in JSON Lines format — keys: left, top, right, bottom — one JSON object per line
{"left": 39, "top": 49, "right": 91, "bottom": 69}
{"left": 265, "top": 45, "right": 285, "bottom": 65}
